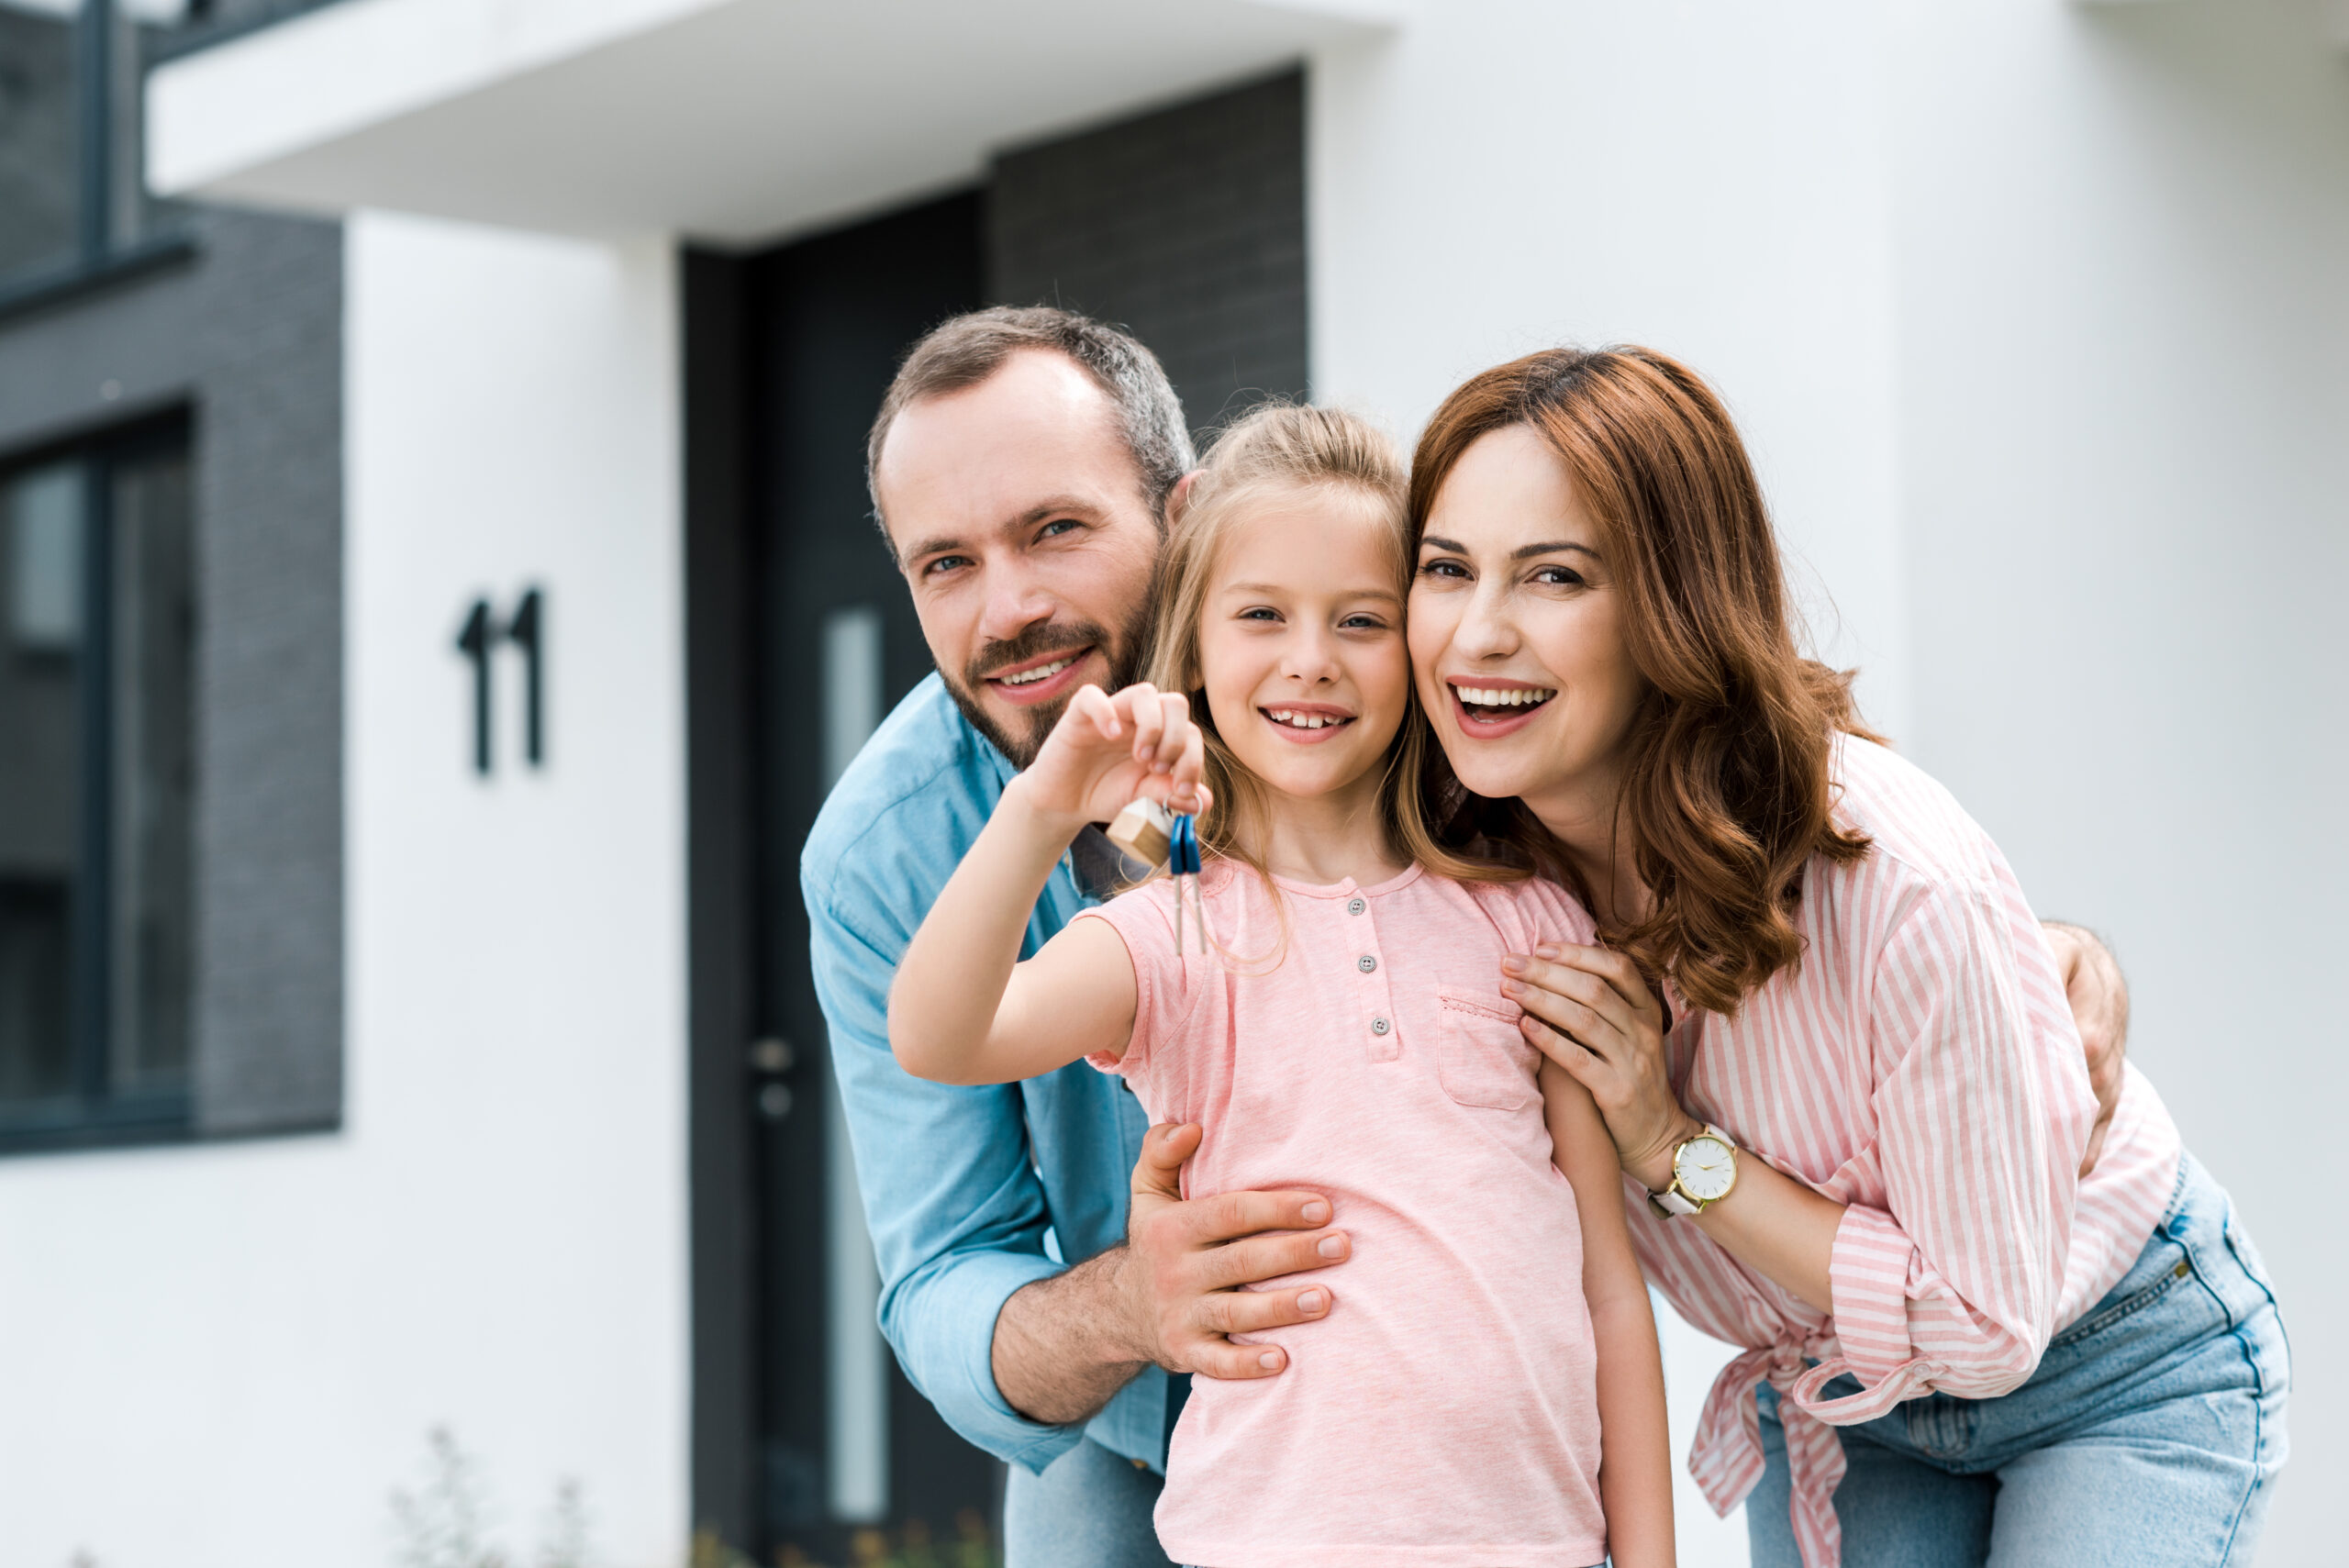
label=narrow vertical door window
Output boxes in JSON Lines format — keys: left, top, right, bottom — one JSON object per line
{"left": 821, "top": 602, "right": 890, "bottom": 1525}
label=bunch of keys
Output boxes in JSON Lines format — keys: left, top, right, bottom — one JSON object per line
{"left": 1107, "top": 796, "right": 1206, "bottom": 953}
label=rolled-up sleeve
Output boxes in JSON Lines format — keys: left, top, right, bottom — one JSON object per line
{"left": 1793, "top": 880, "right": 2096, "bottom": 1425}
{"left": 808, "top": 867, "right": 1087, "bottom": 1474}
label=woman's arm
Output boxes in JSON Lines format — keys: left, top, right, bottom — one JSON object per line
{"left": 1511, "top": 881, "right": 2086, "bottom": 1407}
{"left": 1542, "top": 1061, "right": 1675, "bottom": 1568}
{"left": 890, "top": 683, "right": 1204, "bottom": 1085}
{"left": 1509, "top": 943, "right": 1845, "bottom": 1314}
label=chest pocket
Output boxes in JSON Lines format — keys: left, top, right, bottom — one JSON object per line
{"left": 1435, "top": 989, "right": 1540, "bottom": 1111}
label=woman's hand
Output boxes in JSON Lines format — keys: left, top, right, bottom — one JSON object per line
{"left": 1011, "top": 682, "right": 1208, "bottom": 832}
{"left": 1507, "top": 940, "right": 1843, "bottom": 1314}
{"left": 1502, "top": 943, "right": 1699, "bottom": 1194}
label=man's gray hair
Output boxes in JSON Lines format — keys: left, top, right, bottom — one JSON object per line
{"left": 865, "top": 306, "right": 1195, "bottom": 538}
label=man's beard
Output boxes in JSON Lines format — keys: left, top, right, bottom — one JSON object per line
{"left": 944, "top": 594, "right": 1158, "bottom": 769}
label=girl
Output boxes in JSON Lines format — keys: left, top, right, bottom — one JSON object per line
{"left": 1405, "top": 347, "right": 2288, "bottom": 1568}
{"left": 891, "top": 406, "right": 1675, "bottom": 1568}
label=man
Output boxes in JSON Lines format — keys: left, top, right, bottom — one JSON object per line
{"left": 801, "top": 306, "right": 2132, "bottom": 1565}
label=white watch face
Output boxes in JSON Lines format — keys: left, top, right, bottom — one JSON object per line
{"left": 1677, "top": 1135, "right": 1737, "bottom": 1202}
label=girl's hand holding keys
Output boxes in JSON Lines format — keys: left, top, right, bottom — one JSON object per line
{"left": 1013, "top": 682, "right": 1209, "bottom": 833}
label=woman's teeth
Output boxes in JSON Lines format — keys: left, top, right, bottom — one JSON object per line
{"left": 1453, "top": 685, "right": 1555, "bottom": 707}
{"left": 1265, "top": 708, "right": 1350, "bottom": 729}
{"left": 1000, "top": 656, "right": 1076, "bottom": 686}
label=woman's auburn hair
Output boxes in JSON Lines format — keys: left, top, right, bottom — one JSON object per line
{"left": 1408, "top": 346, "right": 1880, "bottom": 1016}
{"left": 1144, "top": 402, "right": 1522, "bottom": 903}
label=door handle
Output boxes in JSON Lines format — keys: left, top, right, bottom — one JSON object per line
{"left": 749, "top": 1036, "right": 796, "bottom": 1120}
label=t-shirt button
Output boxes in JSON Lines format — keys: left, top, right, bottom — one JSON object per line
{"left": 1370, "top": 1016, "right": 1391, "bottom": 1036}
{"left": 1346, "top": 896, "right": 1366, "bottom": 916}
{"left": 1357, "top": 954, "right": 1378, "bottom": 973}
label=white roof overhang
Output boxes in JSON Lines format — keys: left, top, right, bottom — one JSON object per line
{"left": 148, "top": 0, "right": 1399, "bottom": 244}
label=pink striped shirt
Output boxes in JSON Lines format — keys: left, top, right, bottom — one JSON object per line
{"left": 1627, "top": 737, "right": 2180, "bottom": 1568}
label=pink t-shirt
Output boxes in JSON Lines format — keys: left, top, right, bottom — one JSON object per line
{"left": 1077, "top": 861, "right": 1609, "bottom": 1568}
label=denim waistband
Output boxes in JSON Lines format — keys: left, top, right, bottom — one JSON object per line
{"left": 1802, "top": 1146, "right": 2289, "bottom": 1476}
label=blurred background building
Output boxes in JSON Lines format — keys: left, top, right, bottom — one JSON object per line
{"left": 0, "top": 1, "right": 2339, "bottom": 1564}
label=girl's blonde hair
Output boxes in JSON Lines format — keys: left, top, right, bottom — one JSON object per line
{"left": 1142, "top": 402, "right": 1524, "bottom": 892}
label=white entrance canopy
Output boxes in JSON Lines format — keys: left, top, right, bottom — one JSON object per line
{"left": 148, "top": 0, "right": 1396, "bottom": 243}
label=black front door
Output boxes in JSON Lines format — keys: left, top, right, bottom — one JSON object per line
{"left": 683, "top": 76, "right": 1307, "bottom": 1561}
{"left": 730, "top": 192, "right": 1003, "bottom": 1563}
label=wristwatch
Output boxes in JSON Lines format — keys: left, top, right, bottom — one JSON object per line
{"left": 1648, "top": 1124, "right": 1741, "bottom": 1218}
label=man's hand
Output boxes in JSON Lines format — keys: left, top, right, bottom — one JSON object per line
{"left": 1119, "top": 1122, "right": 1344, "bottom": 1378}
{"left": 2043, "top": 921, "right": 2130, "bottom": 1176}
{"left": 990, "top": 1123, "right": 1344, "bottom": 1426}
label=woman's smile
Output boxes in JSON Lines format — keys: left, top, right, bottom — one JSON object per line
{"left": 1444, "top": 677, "right": 1556, "bottom": 739}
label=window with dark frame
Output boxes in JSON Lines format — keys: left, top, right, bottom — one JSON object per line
{"left": 0, "top": 422, "right": 195, "bottom": 1147}
{"left": 0, "top": 0, "right": 329, "bottom": 306}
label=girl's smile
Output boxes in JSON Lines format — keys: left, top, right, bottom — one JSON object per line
{"left": 1258, "top": 701, "right": 1358, "bottom": 742}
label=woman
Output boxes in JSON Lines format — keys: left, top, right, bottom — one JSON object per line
{"left": 1402, "top": 348, "right": 2288, "bottom": 1567}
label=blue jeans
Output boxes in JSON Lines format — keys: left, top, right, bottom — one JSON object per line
{"left": 1005, "top": 1437, "right": 1176, "bottom": 1568}
{"left": 1750, "top": 1152, "right": 2288, "bottom": 1567}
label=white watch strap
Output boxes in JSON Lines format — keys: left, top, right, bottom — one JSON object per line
{"left": 1648, "top": 1185, "right": 1702, "bottom": 1219}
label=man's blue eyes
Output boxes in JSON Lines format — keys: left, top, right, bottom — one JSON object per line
{"left": 921, "top": 521, "right": 1081, "bottom": 576}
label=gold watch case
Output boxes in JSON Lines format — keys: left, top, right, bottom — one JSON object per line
{"left": 1668, "top": 1125, "right": 1740, "bottom": 1210}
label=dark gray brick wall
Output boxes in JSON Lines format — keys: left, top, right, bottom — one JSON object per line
{"left": 988, "top": 70, "right": 1308, "bottom": 439}
{"left": 0, "top": 206, "right": 344, "bottom": 1139}
{"left": 0, "top": 6, "right": 78, "bottom": 282}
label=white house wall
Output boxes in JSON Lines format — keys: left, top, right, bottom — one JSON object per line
{"left": 0, "top": 211, "right": 690, "bottom": 1567}
{"left": 1893, "top": 8, "right": 2345, "bottom": 1563}
{"left": 1308, "top": 0, "right": 1910, "bottom": 738}
{"left": 1311, "top": 4, "right": 2341, "bottom": 1563}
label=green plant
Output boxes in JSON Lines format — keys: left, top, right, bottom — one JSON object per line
{"left": 847, "top": 1512, "right": 1001, "bottom": 1568}
{"left": 538, "top": 1478, "right": 591, "bottom": 1568}
{"left": 389, "top": 1427, "right": 591, "bottom": 1568}
{"left": 687, "top": 1529, "right": 758, "bottom": 1568}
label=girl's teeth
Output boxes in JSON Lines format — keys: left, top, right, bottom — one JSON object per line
{"left": 1003, "top": 657, "right": 1074, "bottom": 686}
{"left": 1270, "top": 710, "right": 1340, "bottom": 728}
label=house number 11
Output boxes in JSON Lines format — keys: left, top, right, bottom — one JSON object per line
{"left": 455, "top": 586, "right": 545, "bottom": 775}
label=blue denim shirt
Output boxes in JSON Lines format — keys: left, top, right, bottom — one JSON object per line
{"left": 802, "top": 672, "right": 1173, "bottom": 1474}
